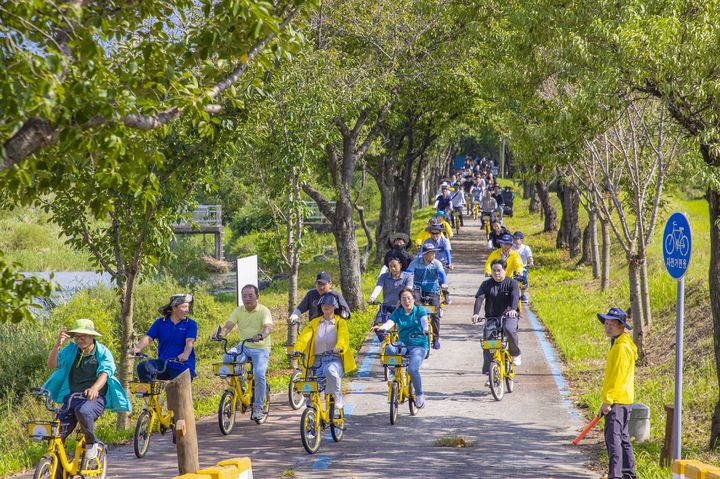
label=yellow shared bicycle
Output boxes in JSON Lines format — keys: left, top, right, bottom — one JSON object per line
{"left": 475, "top": 315, "right": 516, "bottom": 401}
{"left": 292, "top": 351, "right": 345, "bottom": 455}
{"left": 384, "top": 334, "right": 426, "bottom": 424}
{"left": 368, "top": 301, "right": 398, "bottom": 381}
{"left": 28, "top": 388, "right": 107, "bottom": 479}
{"left": 212, "top": 331, "right": 270, "bottom": 434}
{"left": 129, "top": 354, "right": 180, "bottom": 458}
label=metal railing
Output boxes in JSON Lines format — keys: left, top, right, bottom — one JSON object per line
{"left": 174, "top": 205, "right": 222, "bottom": 227}
{"left": 304, "top": 201, "right": 335, "bottom": 223}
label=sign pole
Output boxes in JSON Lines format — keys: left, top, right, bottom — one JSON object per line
{"left": 673, "top": 276, "right": 684, "bottom": 460}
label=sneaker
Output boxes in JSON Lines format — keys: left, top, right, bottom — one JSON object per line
{"left": 520, "top": 294, "right": 528, "bottom": 303}
{"left": 484, "top": 380, "right": 490, "bottom": 387}
{"left": 512, "top": 355, "right": 522, "bottom": 366}
{"left": 82, "top": 443, "right": 98, "bottom": 470}
{"left": 333, "top": 406, "right": 344, "bottom": 420}
{"left": 445, "top": 297, "right": 453, "bottom": 305}
{"left": 251, "top": 407, "right": 264, "bottom": 422}
{"left": 414, "top": 394, "right": 425, "bottom": 409}
{"left": 432, "top": 338, "right": 440, "bottom": 350}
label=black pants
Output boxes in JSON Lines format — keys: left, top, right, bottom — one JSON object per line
{"left": 604, "top": 404, "right": 636, "bottom": 479}
{"left": 481, "top": 316, "right": 520, "bottom": 374}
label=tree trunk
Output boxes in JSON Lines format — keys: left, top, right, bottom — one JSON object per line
{"left": 589, "top": 211, "right": 600, "bottom": 279}
{"left": 116, "top": 273, "right": 137, "bottom": 429}
{"left": 373, "top": 168, "right": 396, "bottom": 263}
{"left": 522, "top": 181, "right": 531, "bottom": 200}
{"left": 536, "top": 180, "right": 557, "bottom": 232}
{"left": 639, "top": 250, "right": 652, "bottom": 329}
{"left": 707, "top": 187, "right": 720, "bottom": 449}
{"left": 332, "top": 208, "right": 364, "bottom": 311}
{"left": 628, "top": 255, "right": 646, "bottom": 363}
{"left": 556, "top": 180, "right": 581, "bottom": 257}
{"left": 527, "top": 183, "right": 540, "bottom": 214}
{"left": 579, "top": 223, "right": 592, "bottom": 266}
{"left": 600, "top": 219, "right": 611, "bottom": 291}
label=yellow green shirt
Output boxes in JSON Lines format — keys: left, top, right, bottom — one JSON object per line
{"left": 227, "top": 304, "right": 273, "bottom": 350}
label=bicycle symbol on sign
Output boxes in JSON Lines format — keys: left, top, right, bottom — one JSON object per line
{"left": 664, "top": 221, "right": 690, "bottom": 257}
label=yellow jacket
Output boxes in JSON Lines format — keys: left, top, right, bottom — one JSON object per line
{"left": 484, "top": 249, "right": 524, "bottom": 278}
{"left": 601, "top": 333, "right": 637, "bottom": 404}
{"left": 415, "top": 225, "right": 453, "bottom": 249}
{"left": 294, "top": 315, "right": 357, "bottom": 376}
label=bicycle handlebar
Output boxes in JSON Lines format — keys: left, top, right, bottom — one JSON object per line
{"left": 31, "top": 388, "right": 86, "bottom": 414}
{"left": 212, "top": 326, "right": 258, "bottom": 361}
{"left": 292, "top": 350, "right": 339, "bottom": 370}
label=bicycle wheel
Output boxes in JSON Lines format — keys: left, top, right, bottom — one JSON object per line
{"left": 96, "top": 444, "right": 108, "bottom": 479}
{"left": 300, "top": 407, "right": 322, "bottom": 454}
{"left": 255, "top": 384, "right": 271, "bottom": 424}
{"left": 408, "top": 380, "right": 417, "bottom": 416}
{"left": 678, "top": 236, "right": 689, "bottom": 257}
{"left": 389, "top": 381, "right": 399, "bottom": 425}
{"left": 505, "top": 360, "right": 515, "bottom": 393}
{"left": 288, "top": 370, "right": 304, "bottom": 410}
{"left": 133, "top": 409, "right": 153, "bottom": 458}
{"left": 489, "top": 361, "right": 504, "bottom": 401}
{"left": 33, "top": 456, "right": 54, "bottom": 479}
{"left": 218, "top": 390, "right": 236, "bottom": 435}
{"left": 664, "top": 234, "right": 675, "bottom": 255}
{"left": 329, "top": 402, "right": 345, "bottom": 442}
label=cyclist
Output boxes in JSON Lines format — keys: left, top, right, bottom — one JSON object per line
{"left": 415, "top": 217, "right": 451, "bottom": 250}
{"left": 383, "top": 232, "right": 413, "bottom": 271}
{"left": 472, "top": 258, "right": 522, "bottom": 381}
{"left": 423, "top": 224, "right": 453, "bottom": 271}
{"left": 44, "top": 319, "right": 130, "bottom": 470}
{"left": 290, "top": 271, "right": 350, "bottom": 322}
{"left": 485, "top": 233, "right": 525, "bottom": 279}
{"left": 512, "top": 231, "right": 534, "bottom": 303}
{"left": 294, "top": 294, "right": 357, "bottom": 415}
{"left": 131, "top": 293, "right": 197, "bottom": 381}
{"left": 406, "top": 243, "right": 447, "bottom": 349}
{"left": 432, "top": 210, "right": 454, "bottom": 239}
{"left": 368, "top": 258, "right": 413, "bottom": 341}
{"left": 434, "top": 183, "right": 453, "bottom": 214}
{"left": 449, "top": 185, "right": 466, "bottom": 228}
{"left": 373, "top": 287, "right": 429, "bottom": 409}
{"left": 215, "top": 284, "right": 273, "bottom": 422}
{"left": 491, "top": 184, "right": 505, "bottom": 219}
{"left": 487, "top": 220, "right": 510, "bottom": 250}
{"left": 463, "top": 173, "right": 475, "bottom": 215}
{"left": 480, "top": 190, "right": 498, "bottom": 232}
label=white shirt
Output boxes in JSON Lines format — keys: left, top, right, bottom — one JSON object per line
{"left": 513, "top": 244, "right": 533, "bottom": 266}
{"left": 315, "top": 317, "right": 337, "bottom": 355}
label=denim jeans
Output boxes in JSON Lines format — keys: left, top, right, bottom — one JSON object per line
{"left": 384, "top": 344, "right": 427, "bottom": 396}
{"left": 58, "top": 394, "right": 105, "bottom": 444}
{"left": 312, "top": 355, "right": 345, "bottom": 408}
{"left": 223, "top": 346, "right": 270, "bottom": 410}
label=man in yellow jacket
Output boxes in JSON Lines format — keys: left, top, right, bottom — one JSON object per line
{"left": 294, "top": 294, "right": 357, "bottom": 413}
{"left": 484, "top": 233, "right": 524, "bottom": 279}
{"left": 598, "top": 307, "right": 638, "bottom": 479}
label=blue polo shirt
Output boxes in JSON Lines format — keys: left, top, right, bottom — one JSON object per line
{"left": 146, "top": 316, "right": 198, "bottom": 377}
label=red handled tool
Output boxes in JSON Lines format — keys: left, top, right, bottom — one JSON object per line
{"left": 572, "top": 414, "right": 602, "bottom": 445}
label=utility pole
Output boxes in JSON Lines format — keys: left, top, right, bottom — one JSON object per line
{"left": 499, "top": 138, "right": 506, "bottom": 178}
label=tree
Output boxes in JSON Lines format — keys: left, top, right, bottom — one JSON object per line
{"left": 0, "top": 253, "right": 54, "bottom": 323}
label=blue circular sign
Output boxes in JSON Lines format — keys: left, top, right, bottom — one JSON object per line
{"left": 663, "top": 212, "right": 691, "bottom": 279}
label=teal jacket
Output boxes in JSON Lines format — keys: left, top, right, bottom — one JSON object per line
{"left": 42, "top": 341, "right": 131, "bottom": 413}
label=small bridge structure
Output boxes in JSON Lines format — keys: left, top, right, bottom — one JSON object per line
{"left": 172, "top": 205, "right": 224, "bottom": 260}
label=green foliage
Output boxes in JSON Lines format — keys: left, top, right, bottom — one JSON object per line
{"left": 0, "top": 252, "right": 54, "bottom": 323}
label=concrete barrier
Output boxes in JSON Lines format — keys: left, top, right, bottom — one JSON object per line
{"left": 217, "top": 458, "right": 253, "bottom": 479}
{"left": 171, "top": 474, "right": 212, "bottom": 479}
{"left": 673, "top": 460, "right": 720, "bottom": 479}
{"left": 195, "top": 466, "right": 237, "bottom": 479}
{"left": 170, "top": 456, "right": 253, "bottom": 479}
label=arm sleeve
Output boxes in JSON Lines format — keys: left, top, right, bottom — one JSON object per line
{"left": 403, "top": 273, "right": 414, "bottom": 289}
{"left": 369, "top": 285, "right": 383, "bottom": 302}
{"left": 261, "top": 307, "right": 273, "bottom": 327}
{"left": 601, "top": 345, "right": 633, "bottom": 404}
{"left": 438, "top": 267, "right": 447, "bottom": 285}
{"left": 509, "top": 280, "right": 520, "bottom": 310}
{"left": 406, "top": 261, "right": 415, "bottom": 273}
{"left": 378, "top": 319, "right": 396, "bottom": 331}
{"left": 294, "top": 324, "right": 313, "bottom": 352}
{"left": 186, "top": 320, "right": 199, "bottom": 339}
{"left": 419, "top": 315, "right": 428, "bottom": 333}
{"left": 96, "top": 345, "right": 117, "bottom": 376}
{"left": 445, "top": 250, "right": 452, "bottom": 265}
{"left": 473, "top": 284, "right": 486, "bottom": 316}
{"left": 146, "top": 319, "right": 160, "bottom": 340}
{"left": 296, "top": 292, "right": 312, "bottom": 315}
{"left": 336, "top": 319, "right": 351, "bottom": 354}
{"left": 484, "top": 252, "right": 494, "bottom": 275}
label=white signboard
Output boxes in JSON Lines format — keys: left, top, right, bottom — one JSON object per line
{"left": 236, "top": 255, "right": 259, "bottom": 307}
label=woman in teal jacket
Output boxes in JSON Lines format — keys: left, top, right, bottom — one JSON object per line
{"left": 43, "top": 319, "right": 130, "bottom": 464}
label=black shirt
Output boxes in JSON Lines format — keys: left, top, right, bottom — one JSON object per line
{"left": 488, "top": 226, "right": 510, "bottom": 247}
{"left": 473, "top": 277, "right": 520, "bottom": 318}
{"left": 297, "top": 289, "right": 350, "bottom": 320}
{"left": 492, "top": 192, "right": 505, "bottom": 206}
{"left": 383, "top": 247, "right": 413, "bottom": 271}
{"left": 69, "top": 346, "right": 108, "bottom": 395}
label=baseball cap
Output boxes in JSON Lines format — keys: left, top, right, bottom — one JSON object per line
{"left": 316, "top": 271, "right": 332, "bottom": 283}
{"left": 421, "top": 243, "right": 438, "bottom": 254}
{"left": 513, "top": 231, "right": 524, "bottom": 240}
{"left": 498, "top": 233, "right": 514, "bottom": 245}
{"left": 318, "top": 293, "right": 339, "bottom": 308}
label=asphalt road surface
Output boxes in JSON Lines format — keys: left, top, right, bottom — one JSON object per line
{"left": 12, "top": 216, "right": 596, "bottom": 479}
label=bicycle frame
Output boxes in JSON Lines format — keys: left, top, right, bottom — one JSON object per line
{"left": 213, "top": 337, "right": 256, "bottom": 412}
{"left": 385, "top": 354, "right": 412, "bottom": 404}
{"left": 294, "top": 352, "right": 344, "bottom": 431}
{"left": 28, "top": 389, "right": 105, "bottom": 477}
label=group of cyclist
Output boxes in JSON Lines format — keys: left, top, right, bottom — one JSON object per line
{"left": 39, "top": 161, "right": 533, "bottom": 464}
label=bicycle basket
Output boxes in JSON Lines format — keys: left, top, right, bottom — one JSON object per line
{"left": 482, "top": 339, "right": 503, "bottom": 350}
{"left": 27, "top": 420, "right": 60, "bottom": 440}
{"left": 423, "top": 304, "right": 436, "bottom": 314}
{"left": 130, "top": 381, "right": 164, "bottom": 397}
{"left": 295, "top": 380, "right": 319, "bottom": 394}
{"left": 383, "top": 355, "right": 405, "bottom": 367}
{"left": 213, "top": 362, "right": 244, "bottom": 377}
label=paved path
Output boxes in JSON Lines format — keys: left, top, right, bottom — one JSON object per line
{"left": 12, "top": 217, "right": 596, "bottom": 479}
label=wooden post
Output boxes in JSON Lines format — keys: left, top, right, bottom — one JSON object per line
{"left": 166, "top": 370, "right": 199, "bottom": 475}
{"left": 660, "top": 404, "right": 675, "bottom": 468}
{"left": 214, "top": 229, "right": 224, "bottom": 260}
